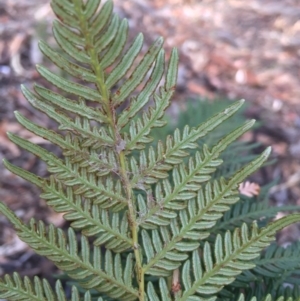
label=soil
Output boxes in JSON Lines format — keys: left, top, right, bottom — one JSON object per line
{"left": 1, "top": 0, "right": 300, "bottom": 288}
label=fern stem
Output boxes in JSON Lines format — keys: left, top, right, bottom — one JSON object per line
{"left": 119, "top": 151, "right": 145, "bottom": 301}
{"left": 73, "top": 0, "right": 110, "bottom": 113}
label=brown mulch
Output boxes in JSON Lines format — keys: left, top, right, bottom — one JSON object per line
{"left": 1, "top": 0, "right": 300, "bottom": 284}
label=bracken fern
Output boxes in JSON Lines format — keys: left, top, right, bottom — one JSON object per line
{"left": 1, "top": 1, "right": 300, "bottom": 300}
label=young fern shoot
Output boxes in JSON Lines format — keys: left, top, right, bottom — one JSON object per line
{"left": 0, "top": 0, "right": 300, "bottom": 301}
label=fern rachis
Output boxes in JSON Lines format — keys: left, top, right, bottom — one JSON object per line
{"left": 0, "top": 1, "right": 300, "bottom": 301}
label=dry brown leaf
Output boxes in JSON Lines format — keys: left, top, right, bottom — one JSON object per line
{"left": 239, "top": 181, "right": 261, "bottom": 197}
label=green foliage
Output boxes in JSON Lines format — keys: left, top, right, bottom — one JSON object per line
{"left": 0, "top": 273, "right": 104, "bottom": 301}
{"left": 0, "top": 0, "right": 300, "bottom": 300}
{"left": 151, "top": 99, "right": 260, "bottom": 179}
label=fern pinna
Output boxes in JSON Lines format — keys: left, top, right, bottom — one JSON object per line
{"left": 0, "top": 0, "right": 300, "bottom": 301}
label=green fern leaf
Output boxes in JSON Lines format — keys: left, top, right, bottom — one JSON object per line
{"left": 237, "top": 294, "right": 295, "bottom": 301}
{"left": 0, "top": 203, "right": 138, "bottom": 300}
{"left": 38, "top": 65, "right": 101, "bottom": 100}
{"left": 124, "top": 49, "right": 178, "bottom": 151}
{"left": 117, "top": 49, "right": 165, "bottom": 129}
{"left": 233, "top": 242, "right": 300, "bottom": 290}
{"left": 141, "top": 228, "right": 197, "bottom": 277}
{"left": 106, "top": 32, "right": 143, "bottom": 90}
{"left": 21, "top": 87, "right": 112, "bottom": 145}
{"left": 130, "top": 100, "right": 245, "bottom": 188}
{"left": 6, "top": 133, "right": 127, "bottom": 210}
{"left": 33, "top": 85, "right": 107, "bottom": 122}
{"left": 0, "top": 273, "right": 55, "bottom": 301}
{"left": 177, "top": 214, "right": 300, "bottom": 300}
{"left": 39, "top": 41, "right": 97, "bottom": 83}
{"left": 0, "top": 274, "right": 103, "bottom": 301}
{"left": 214, "top": 200, "right": 300, "bottom": 235}
{"left": 113, "top": 37, "right": 164, "bottom": 106}
{"left": 146, "top": 278, "right": 173, "bottom": 301}
{"left": 2, "top": 162, "right": 132, "bottom": 252}
{"left": 138, "top": 145, "right": 270, "bottom": 230}
{"left": 137, "top": 146, "right": 272, "bottom": 278}
{"left": 1, "top": 0, "right": 300, "bottom": 300}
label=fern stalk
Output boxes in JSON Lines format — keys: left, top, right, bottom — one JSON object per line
{"left": 121, "top": 150, "right": 145, "bottom": 299}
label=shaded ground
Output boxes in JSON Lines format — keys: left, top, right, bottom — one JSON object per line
{"left": 1, "top": 0, "right": 300, "bottom": 283}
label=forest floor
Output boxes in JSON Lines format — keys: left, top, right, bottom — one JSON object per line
{"left": 1, "top": 0, "right": 300, "bottom": 285}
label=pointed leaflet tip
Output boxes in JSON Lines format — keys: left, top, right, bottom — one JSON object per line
{"left": 243, "top": 119, "right": 256, "bottom": 129}
{"left": 266, "top": 213, "right": 300, "bottom": 234}
{"left": 262, "top": 146, "right": 272, "bottom": 158}
{"left": 156, "top": 36, "right": 164, "bottom": 45}
{"left": 165, "top": 47, "right": 179, "bottom": 90}
{"left": 234, "top": 99, "right": 245, "bottom": 109}
{"left": 240, "top": 118, "right": 256, "bottom": 133}
{"left": 20, "top": 84, "right": 27, "bottom": 98}
{"left": 14, "top": 111, "right": 26, "bottom": 126}
{"left": 222, "top": 99, "right": 245, "bottom": 117}
{"left": 6, "top": 131, "right": 13, "bottom": 141}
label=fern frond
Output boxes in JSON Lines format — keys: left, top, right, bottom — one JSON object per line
{"left": 141, "top": 228, "right": 198, "bottom": 277}
{"left": 2, "top": 0, "right": 300, "bottom": 300}
{"left": 33, "top": 84, "right": 108, "bottom": 122}
{"left": 0, "top": 203, "right": 138, "bottom": 300}
{"left": 9, "top": 0, "right": 182, "bottom": 215}
{"left": 235, "top": 242, "right": 300, "bottom": 288}
{"left": 21, "top": 87, "right": 113, "bottom": 146}
{"left": 42, "top": 0, "right": 176, "bottom": 133}
{"left": 0, "top": 274, "right": 102, "bottom": 301}
{"left": 39, "top": 65, "right": 101, "bottom": 101}
{"left": 13, "top": 110, "right": 116, "bottom": 178}
{"left": 5, "top": 134, "right": 127, "bottom": 210}
{"left": 213, "top": 141, "right": 261, "bottom": 179}
{"left": 39, "top": 41, "right": 97, "bottom": 83}
{"left": 0, "top": 273, "right": 55, "bottom": 301}
{"left": 234, "top": 285, "right": 300, "bottom": 301}
{"left": 131, "top": 100, "right": 246, "bottom": 187}
{"left": 214, "top": 200, "right": 300, "bottom": 234}
{"left": 138, "top": 144, "right": 270, "bottom": 229}
{"left": 117, "top": 49, "right": 165, "bottom": 129}
{"left": 105, "top": 31, "right": 144, "bottom": 90}
{"left": 113, "top": 36, "right": 164, "bottom": 105}
{"left": 149, "top": 99, "right": 263, "bottom": 182}
{"left": 136, "top": 147, "right": 271, "bottom": 277}
{"left": 3, "top": 162, "right": 132, "bottom": 252}
{"left": 274, "top": 286, "right": 300, "bottom": 301}
{"left": 219, "top": 268, "right": 300, "bottom": 301}
{"left": 124, "top": 49, "right": 178, "bottom": 151}
{"left": 43, "top": 181, "right": 132, "bottom": 251}
{"left": 177, "top": 214, "right": 300, "bottom": 300}
{"left": 212, "top": 178, "right": 300, "bottom": 235}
